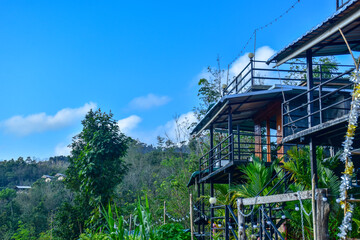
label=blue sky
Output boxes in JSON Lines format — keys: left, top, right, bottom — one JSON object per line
{"left": 0, "top": 0, "right": 346, "bottom": 159}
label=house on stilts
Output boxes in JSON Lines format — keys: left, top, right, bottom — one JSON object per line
{"left": 187, "top": 0, "right": 360, "bottom": 239}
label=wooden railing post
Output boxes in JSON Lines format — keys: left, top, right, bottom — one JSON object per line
{"left": 238, "top": 199, "right": 246, "bottom": 240}
{"left": 316, "top": 189, "right": 330, "bottom": 240}
{"left": 190, "top": 194, "right": 194, "bottom": 240}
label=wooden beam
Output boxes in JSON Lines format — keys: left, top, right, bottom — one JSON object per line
{"left": 240, "top": 189, "right": 327, "bottom": 206}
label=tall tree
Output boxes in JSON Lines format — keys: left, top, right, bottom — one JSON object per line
{"left": 57, "top": 109, "right": 129, "bottom": 238}
{"left": 66, "top": 109, "right": 129, "bottom": 207}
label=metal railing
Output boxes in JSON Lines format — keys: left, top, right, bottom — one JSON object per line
{"left": 224, "top": 60, "right": 353, "bottom": 96}
{"left": 207, "top": 168, "right": 292, "bottom": 240}
{"left": 236, "top": 168, "right": 292, "bottom": 240}
{"left": 199, "top": 132, "right": 287, "bottom": 178}
{"left": 199, "top": 134, "right": 234, "bottom": 177}
{"left": 210, "top": 204, "right": 239, "bottom": 240}
{"left": 336, "top": 0, "right": 350, "bottom": 10}
{"left": 282, "top": 68, "right": 354, "bottom": 137}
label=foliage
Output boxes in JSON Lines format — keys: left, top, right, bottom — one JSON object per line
{"left": 280, "top": 146, "right": 358, "bottom": 239}
{"left": 286, "top": 56, "right": 339, "bottom": 85}
{"left": 0, "top": 138, "right": 196, "bottom": 239}
{"left": 117, "top": 139, "right": 196, "bottom": 227}
{"left": 66, "top": 109, "right": 129, "bottom": 208}
{"left": 11, "top": 221, "right": 36, "bottom": 240}
{"left": 0, "top": 157, "right": 68, "bottom": 240}
{"left": 156, "top": 223, "right": 191, "bottom": 240}
{"left": 0, "top": 156, "right": 68, "bottom": 188}
{"left": 0, "top": 188, "right": 16, "bottom": 200}
{"left": 231, "top": 156, "right": 280, "bottom": 201}
{"left": 0, "top": 188, "right": 19, "bottom": 240}
{"left": 54, "top": 200, "right": 91, "bottom": 239}
{"left": 56, "top": 109, "right": 130, "bottom": 239}
{"left": 81, "top": 196, "right": 190, "bottom": 240}
{"left": 282, "top": 146, "right": 340, "bottom": 193}
{"left": 193, "top": 57, "right": 224, "bottom": 120}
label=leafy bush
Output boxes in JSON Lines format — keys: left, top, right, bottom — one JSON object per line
{"left": 156, "top": 223, "right": 191, "bottom": 240}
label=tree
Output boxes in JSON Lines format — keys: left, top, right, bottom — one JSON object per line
{"left": 286, "top": 56, "right": 339, "bottom": 85}
{"left": 66, "top": 109, "right": 129, "bottom": 207}
{"left": 56, "top": 109, "right": 129, "bottom": 238}
{"left": 193, "top": 57, "right": 224, "bottom": 120}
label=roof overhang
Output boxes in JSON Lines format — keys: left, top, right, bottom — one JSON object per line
{"left": 191, "top": 86, "right": 304, "bottom": 136}
{"left": 267, "top": 0, "right": 360, "bottom": 66}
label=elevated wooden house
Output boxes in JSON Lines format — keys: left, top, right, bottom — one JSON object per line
{"left": 188, "top": 0, "right": 360, "bottom": 239}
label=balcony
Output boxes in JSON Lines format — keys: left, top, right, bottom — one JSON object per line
{"left": 282, "top": 66, "right": 355, "bottom": 145}
{"left": 223, "top": 60, "right": 353, "bottom": 96}
{"left": 198, "top": 131, "right": 285, "bottom": 183}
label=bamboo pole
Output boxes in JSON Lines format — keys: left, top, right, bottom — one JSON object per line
{"left": 339, "top": 28, "right": 358, "bottom": 69}
{"left": 190, "top": 194, "right": 194, "bottom": 240}
{"left": 163, "top": 201, "right": 166, "bottom": 225}
{"left": 312, "top": 176, "right": 317, "bottom": 240}
{"left": 129, "top": 214, "right": 132, "bottom": 232}
{"left": 337, "top": 29, "right": 359, "bottom": 239}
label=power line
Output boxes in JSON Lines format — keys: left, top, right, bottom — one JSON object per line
{"left": 228, "top": 0, "right": 300, "bottom": 67}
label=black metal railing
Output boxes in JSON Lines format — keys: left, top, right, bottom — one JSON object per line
{"left": 207, "top": 168, "right": 292, "bottom": 240}
{"left": 282, "top": 68, "right": 354, "bottom": 137}
{"left": 193, "top": 199, "right": 212, "bottom": 239}
{"left": 199, "top": 134, "right": 234, "bottom": 177}
{"left": 199, "top": 132, "right": 288, "bottom": 178}
{"left": 224, "top": 60, "right": 353, "bottom": 96}
{"left": 237, "top": 169, "right": 292, "bottom": 240}
{"left": 336, "top": 0, "right": 351, "bottom": 10}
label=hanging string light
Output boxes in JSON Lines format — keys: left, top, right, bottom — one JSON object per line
{"left": 227, "top": 0, "right": 300, "bottom": 67}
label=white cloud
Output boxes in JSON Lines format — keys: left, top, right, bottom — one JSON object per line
{"left": 128, "top": 112, "right": 197, "bottom": 145}
{"left": 129, "top": 94, "right": 170, "bottom": 110}
{"left": 158, "top": 112, "right": 197, "bottom": 143}
{"left": 2, "top": 102, "right": 97, "bottom": 136}
{"left": 54, "top": 143, "right": 71, "bottom": 156}
{"left": 192, "top": 46, "right": 276, "bottom": 91}
{"left": 230, "top": 46, "right": 276, "bottom": 78}
{"left": 53, "top": 114, "right": 142, "bottom": 156}
{"left": 117, "top": 115, "right": 142, "bottom": 135}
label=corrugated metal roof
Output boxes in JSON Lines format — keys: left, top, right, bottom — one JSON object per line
{"left": 267, "top": 0, "right": 360, "bottom": 65}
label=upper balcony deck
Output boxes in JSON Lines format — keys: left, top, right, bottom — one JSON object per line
{"left": 223, "top": 59, "right": 353, "bottom": 96}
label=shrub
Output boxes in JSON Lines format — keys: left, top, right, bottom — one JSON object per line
{"left": 156, "top": 223, "right": 191, "bottom": 240}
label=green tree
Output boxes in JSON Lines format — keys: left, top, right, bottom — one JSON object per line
{"left": 286, "top": 56, "right": 339, "bottom": 84}
{"left": 56, "top": 109, "right": 129, "bottom": 238}
{"left": 66, "top": 109, "right": 129, "bottom": 207}
{"left": 193, "top": 57, "right": 224, "bottom": 120}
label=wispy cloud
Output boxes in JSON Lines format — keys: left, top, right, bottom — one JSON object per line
{"left": 156, "top": 111, "right": 197, "bottom": 143}
{"left": 117, "top": 115, "right": 142, "bottom": 135}
{"left": 193, "top": 46, "right": 276, "bottom": 88}
{"left": 229, "top": 46, "right": 276, "bottom": 78}
{"left": 54, "top": 143, "right": 71, "bottom": 156}
{"left": 129, "top": 94, "right": 170, "bottom": 110}
{"left": 127, "top": 112, "right": 196, "bottom": 145}
{"left": 2, "top": 102, "right": 97, "bottom": 136}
